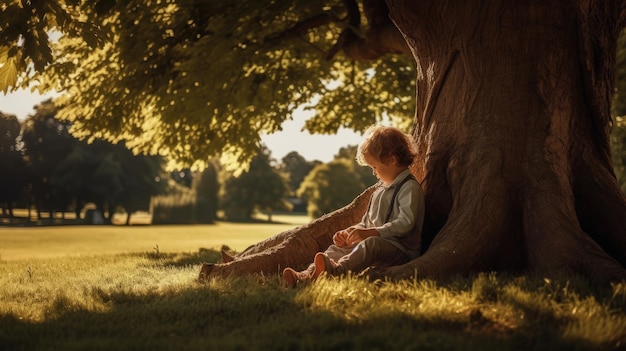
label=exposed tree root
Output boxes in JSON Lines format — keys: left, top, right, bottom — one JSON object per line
{"left": 199, "top": 187, "right": 373, "bottom": 279}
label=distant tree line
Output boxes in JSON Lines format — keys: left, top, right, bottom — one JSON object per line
{"left": 183, "top": 145, "right": 377, "bottom": 222}
{"left": 5, "top": 95, "right": 626, "bottom": 226}
{"left": 150, "top": 164, "right": 219, "bottom": 225}
{"left": 0, "top": 101, "right": 377, "bottom": 225}
{"left": 0, "top": 100, "right": 166, "bottom": 224}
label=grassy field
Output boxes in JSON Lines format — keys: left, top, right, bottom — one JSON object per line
{"left": 0, "top": 214, "right": 311, "bottom": 261}
{"left": 1, "top": 219, "right": 626, "bottom": 350}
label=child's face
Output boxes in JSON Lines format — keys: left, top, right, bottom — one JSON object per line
{"left": 363, "top": 153, "right": 402, "bottom": 185}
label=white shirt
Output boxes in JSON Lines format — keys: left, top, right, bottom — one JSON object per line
{"left": 355, "top": 169, "right": 425, "bottom": 255}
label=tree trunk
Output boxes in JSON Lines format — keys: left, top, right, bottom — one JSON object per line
{"left": 372, "top": 0, "right": 626, "bottom": 283}
{"left": 201, "top": 0, "right": 626, "bottom": 283}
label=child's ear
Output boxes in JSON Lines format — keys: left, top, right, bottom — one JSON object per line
{"left": 388, "top": 155, "right": 398, "bottom": 166}
{"left": 383, "top": 155, "right": 398, "bottom": 166}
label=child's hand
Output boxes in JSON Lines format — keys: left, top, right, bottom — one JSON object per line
{"left": 332, "top": 229, "right": 350, "bottom": 247}
{"left": 346, "top": 228, "right": 378, "bottom": 246}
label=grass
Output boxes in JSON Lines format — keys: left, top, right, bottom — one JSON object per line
{"left": 1, "top": 219, "right": 626, "bottom": 350}
{"left": 0, "top": 214, "right": 310, "bottom": 261}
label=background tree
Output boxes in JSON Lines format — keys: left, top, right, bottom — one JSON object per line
{"left": 21, "top": 100, "right": 76, "bottom": 219}
{"left": 19, "top": 102, "right": 168, "bottom": 223}
{"left": 333, "top": 145, "right": 378, "bottom": 187}
{"left": 278, "top": 151, "right": 320, "bottom": 212}
{"left": 170, "top": 168, "right": 193, "bottom": 188}
{"left": 220, "top": 147, "right": 290, "bottom": 222}
{"left": 110, "top": 143, "right": 167, "bottom": 225}
{"left": 192, "top": 161, "right": 220, "bottom": 224}
{"left": 0, "top": 112, "right": 25, "bottom": 217}
{"left": 279, "top": 151, "right": 316, "bottom": 196}
{"left": 298, "top": 158, "right": 374, "bottom": 218}
{"left": 48, "top": 144, "right": 95, "bottom": 218}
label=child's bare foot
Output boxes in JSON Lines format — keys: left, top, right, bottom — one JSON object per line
{"left": 282, "top": 267, "right": 311, "bottom": 287}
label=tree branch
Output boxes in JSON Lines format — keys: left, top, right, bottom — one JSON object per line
{"left": 264, "top": 12, "right": 339, "bottom": 44}
{"left": 325, "top": 0, "right": 361, "bottom": 60}
{"left": 266, "top": 0, "right": 410, "bottom": 62}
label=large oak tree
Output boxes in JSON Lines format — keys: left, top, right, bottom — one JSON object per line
{"left": 3, "top": 0, "right": 626, "bottom": 282}
{"left": 203, "top": 0, "right": 626, "bottom": 284}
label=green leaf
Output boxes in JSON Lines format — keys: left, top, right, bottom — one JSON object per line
{"left": 0, "top": 47, "right": 18, "bottom": 94}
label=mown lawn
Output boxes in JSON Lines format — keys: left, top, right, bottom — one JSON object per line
{"left": 1, "top": 219, "right": 625, "bottom": 350}
{"left": 0, "top": 214, "right": 310, "bottom": 261}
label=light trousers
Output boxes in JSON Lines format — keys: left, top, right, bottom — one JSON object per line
{"left": 322, "top": 236, "right": 411, "bottom": 274}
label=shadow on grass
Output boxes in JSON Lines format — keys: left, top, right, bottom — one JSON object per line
{"left": 0, "top": 280, "right": 428, "bottom": 350}
{"left": 1, "top": 273, "right": 617, "bottom": 351}
{"left": 0, "top": 282, "right": 522, "bottom": 351}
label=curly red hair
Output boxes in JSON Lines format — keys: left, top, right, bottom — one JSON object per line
{"left": 356, "top": 125, "right": 417, "bottom": 167}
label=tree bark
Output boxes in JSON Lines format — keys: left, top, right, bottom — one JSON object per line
{"left": 373, "top": 0, "right": 626, "bottom": 283}
{"left": 201, "top": 0, "right": 626, "bottom": 283}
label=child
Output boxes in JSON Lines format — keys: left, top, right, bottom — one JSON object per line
{"left": 282, "top": 125, "right": 425, "bottom": 287}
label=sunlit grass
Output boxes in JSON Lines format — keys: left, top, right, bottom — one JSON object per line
{"left": 1, "top": 222, "right": 625, "bottom": 350}
{"left": 0, "top": 215, "right": 311, "bottom": 261}
{"left": 1, "top": 250, "right": 624, "bottom": 350}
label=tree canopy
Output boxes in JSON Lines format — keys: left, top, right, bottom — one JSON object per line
{"left": 1, "top": 0, "right": 415, "bottom": 167}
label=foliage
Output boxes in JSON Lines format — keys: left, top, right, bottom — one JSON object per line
{"left": 279, "top": 151, "right": 319, "bottom": 196}
{"left": 151, "top": 163, "right": 219, "bottom": 224}
{"left": 298, "top": 157, "right": 375, "bottom": 218}
{"left": 297, "top": 145, "right": 376, "bottom": 218}
{"left": 0, "top": 251, "right": 624, "bottom": 350}
{"left": 191, "top": 161, "right": 219, "bottom": 223}
{"left": 0, "top": 0, "right": 108, "bottom": 93}
{"left": 334, "top": 144, "right": 378, "bottom": 186}
{"left": 221, "top": 147, "right": 291, "bottom": 221}
{"left": 3, "top": 0, "right": 415, "bottom": 166}
{"left": 18, "top": 101, "right": 167, "bottom": 220}
{"left": 150, "top": 192, "right": 199, "bottom": 225}
{"left": 0, "top": 112, "right": 25, "bottom": 216}
{"left": 21, "top": 100, "right": 77, "bottom": 217}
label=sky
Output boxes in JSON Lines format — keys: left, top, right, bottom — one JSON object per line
{"left": 0, "top": 89, "right": 364, "bottom": 163}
